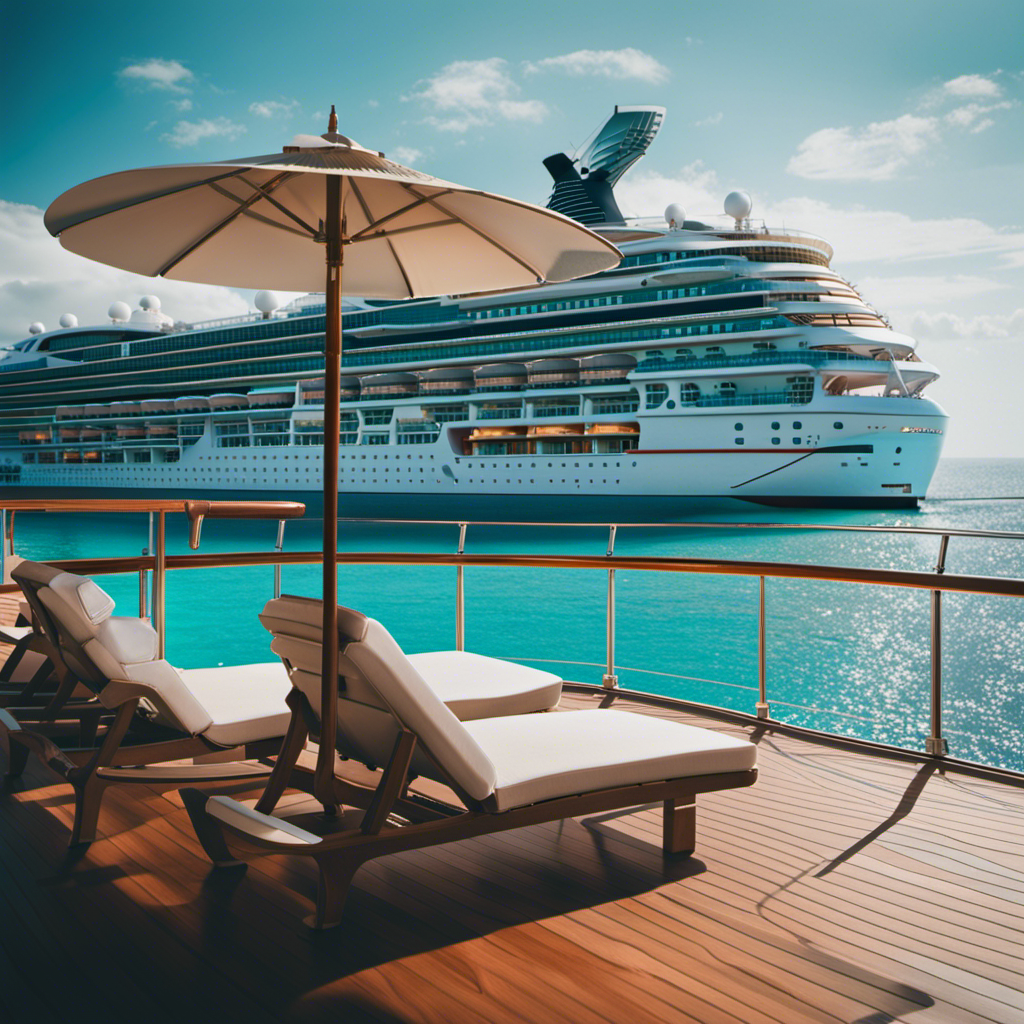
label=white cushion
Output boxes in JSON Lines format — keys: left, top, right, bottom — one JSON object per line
{"left": 96, "top": 616, "right": 159, "bottom": 665}
{"left": 111, "top": 659, "right": 215, "bottom": 736}
{"left": 463, "top": 710, "right": 757, "bottom": 811}
{"left": 342, "top": 619, "right": 498, "bottom": 802}
{"left": 179, "top": 662, "right": 292, "bottom": 746}
{"left": 406, "top": 651, "right": 562, "bottom": 720}
{"left": 47, "top": 572, "right": 115, "bottom": 628}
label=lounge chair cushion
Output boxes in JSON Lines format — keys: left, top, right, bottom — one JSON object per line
{"left": 180, "top": 663, "right": 292, "bottom": 746}
{"left": 47, "top": 572, "right": 115, "bottom": 628}
{"left": 405, "top": 651, "right": 561, "bottom": 720}
{"left": 343, "top": 618, "right": 498, "bottom": 802}
{"left": 463, "top": 710, "right": 757, "bottom": 811}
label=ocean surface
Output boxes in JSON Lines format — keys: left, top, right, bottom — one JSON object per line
{"left": 6, "top": 457, "right": 1023, "bottom": 772}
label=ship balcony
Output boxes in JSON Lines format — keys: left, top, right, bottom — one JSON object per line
{"left": 0, "top": 504, "right": 1022, "bottom": 1023}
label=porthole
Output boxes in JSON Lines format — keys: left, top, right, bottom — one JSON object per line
{"left": 771, "top": 421, "right": 780, "bottom": 430}
{"left": 666, "top": 400, "right": 676, "bottom": 409}
{"left": 735, "top": 438, "right": 745, "bottom": 445}
{"left": 895, "top": 446, "right": 902, "bottom": 454}
{"left": 793, "top": 421, "right": 802, "bottom": 429}
{"left": 771, "top": 437, "right": 780, "bottom": 445}
{"left": 834, "top": 421, "right": 843, "bottom": 429}
{"left": 734, "top": 422, "right": 743, "bottom": 431}
{"left": 792, "top": 437, "right": 801, "bottom": 445}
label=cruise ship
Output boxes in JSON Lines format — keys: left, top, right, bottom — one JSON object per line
{"left": 0, "top": 106, "right": 946, "bottom": 517}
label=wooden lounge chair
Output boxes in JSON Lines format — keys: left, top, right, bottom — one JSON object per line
{"left": 182, "top": 596, "right": 758, "bottom": 929}
{"left": 2, "top": 564, "right": 565, "bottom": 847}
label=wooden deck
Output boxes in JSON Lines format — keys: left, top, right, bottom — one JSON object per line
{"left": 2, "top": 658, "right": 1023, "bottom": 1022}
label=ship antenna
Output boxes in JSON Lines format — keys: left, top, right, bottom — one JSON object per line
{"left": 328, "top": 105, "right": 338, "bottom": 134}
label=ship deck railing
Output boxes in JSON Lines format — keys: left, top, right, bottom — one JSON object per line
{"left": 2, "top": 499, "right": 1023, "bottom": 785}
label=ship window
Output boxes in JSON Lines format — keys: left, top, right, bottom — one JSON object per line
{"left": 734, "top": 423, "right": 743, "bottom": 431}
{"left": 793, "top": 437, "right": 801, "bottom": 445}
{"left": 645, "top": 384, "right": 669, "bottom": 409}
{"left": 771, "top": 437, "right": 780, "bottom": 445}
{"left": 834, "top": 421, "right": 843, "bottom": 429}
{"left": 771, "top": 421, "right": 780, "bottom": 430}
{"left": 735, "top": 438, "right": 744, "bottom": 445}
{"left": 793, "top": 421, "right": 802, "bottom": 429}
{"left": 666, "top": 400, "right": 676, "bottom": 410}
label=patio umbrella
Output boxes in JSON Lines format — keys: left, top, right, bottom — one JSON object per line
{"left": 45, "top": 108, "right": 622, "bottom": 806}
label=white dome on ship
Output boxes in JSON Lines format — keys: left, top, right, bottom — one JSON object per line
{"left": 108, "top": 301, "right": 131, "bottom": 322}
{"left": 724, "top": 190, "right": 752, "bottom": 222}
{"left": 59, "top": 313, "right": 79, "bottom": 328}
{"left": 28, "top": 322, "right": 45, "bottom": 334}
{"left": 664, "top": 203, "right": 686, "bottom": 230}
{"left": 130, "top": 296, "right": 173, "bottom": 326}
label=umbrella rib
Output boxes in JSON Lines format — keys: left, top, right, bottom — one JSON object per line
{"left": 231, "top": 175, "right": 321, "bottom": 237}
{"left": 347, "top": 178, "right": 415, "bottom": 296}
{"left": 412, "top": 188, "right": 545, "bottom": 281}
{"left": 346, "top": 218, "right": 460, "bottom": 243}
{"left": 156, "top": 171, "right": 300, "bottom": 277}
{"left": 346, "top": 190, "right": 455, "bottom": 242}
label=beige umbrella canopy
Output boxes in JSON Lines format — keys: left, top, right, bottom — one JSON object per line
{"left": 46, "top": 108, "right": 622, "bottom": 807}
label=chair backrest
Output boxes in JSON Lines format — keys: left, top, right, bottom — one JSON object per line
{"left": 11, "top": 560, "right": 212, "bottom": 736}
{"left": 260, "top": 595, "right": 497, "bottom": 803}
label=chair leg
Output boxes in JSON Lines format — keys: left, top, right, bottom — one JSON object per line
{"left": 5, "top": 734, "right": 30, "bottom": 778}
{"left": 254, "top": 710, "right": 308, "bottom": 816}
{"left": 310, "top": 850, "right": 362, "bottom": 930}
{"left": 70, "top": 776, "right": 107, "bottom": 846}
{"left": 663, "top": 797, "right": 696, "bottom": 856}
{"left": 180, "top": 788, "right": 245, "bottom": 868}
{"left": 0, "top": 639, "right": 29, "bottom": 683}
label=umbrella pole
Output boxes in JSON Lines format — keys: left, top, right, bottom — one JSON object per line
{"left": 315, "top": 174, "right": 343, "bottom": 811}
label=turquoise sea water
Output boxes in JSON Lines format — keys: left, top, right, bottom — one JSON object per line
{"left": 6, "top": 457, "right": 1023, "bottom": 772}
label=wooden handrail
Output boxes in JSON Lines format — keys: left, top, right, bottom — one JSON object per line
{"left": 0, "top": 498, "right": 305, "bottom": 516}
{"left": 1, "top": 548, "right": 1022, "bottom": 601}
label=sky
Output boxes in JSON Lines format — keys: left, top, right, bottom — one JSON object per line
{"left": 2, "top": 0, "right": 1022, "bottom": 456}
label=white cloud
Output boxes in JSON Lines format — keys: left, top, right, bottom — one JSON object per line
{"left": 161, "top": 117, "right": 246, "bottom": 147}
{"left": 523, "top": 48, "right": 669, "bottom": 84}
{"left": 909, "top": 308, "right": 1024, "bottom": 340}
{"left": 944, "top": 100, "right": 1012, "bottom": 130}
{"left": 119, "top": 58, "right": 194, "bottom": 94}
{"left": 856, "top": 274, "right": 1008, "bottom": 312}
{"left": 694, "top": 112, "right": 723, "bottom": 127}
{"left": 0, "top": 200, "right": 257, "bottom": 345}
{"left": 171, "top": 97, "right": 193, "bottom": 113}
{"left": 787, "top": 115, "right": 940, "bottom": 181}
{"left": 249, "top": 99, "right": 300, "bottom": 118}
{"left": 943, "top": 73, "right": 1002, "bottom": 98}
{"left": 616, "top": 163, "right": 1024, "bottom": 265}
{"left": 406, "top": 58, "right": 548, "bottom": 132}
{"left": 390, "top": 146, "right": 423, "bottom": 166}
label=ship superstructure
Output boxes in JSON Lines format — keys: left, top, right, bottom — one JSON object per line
{"left": 0, "top": 106, "right": 945, "bottom": 515}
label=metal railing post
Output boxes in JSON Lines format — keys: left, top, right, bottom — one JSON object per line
{"left": 756, "top": 575, "right": 770, "bottom": 718}
{"left": 927, "top": 535, "right": 950, "bottom": 756}
{"left": 153, "top": 511, "right": 166, "bottom": 660}
{"left": 273, "top": 519, "right": 286, "bottom": 599}
{"left": 603, "top": 525, "right": 618, "bottom": 688}
{"left": 455, "top": 522, "right": 467, "bottom": 652}
{"left": 146, "top": 511, "right": 155, "bottom": 620}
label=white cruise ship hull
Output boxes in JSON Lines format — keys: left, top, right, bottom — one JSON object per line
{"left": 3, "top": 398, "right": 946, "bottom": 519}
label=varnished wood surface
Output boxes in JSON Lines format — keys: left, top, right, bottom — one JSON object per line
{"left": 1, "top": 646, "right": 1022, "bottom": 1022}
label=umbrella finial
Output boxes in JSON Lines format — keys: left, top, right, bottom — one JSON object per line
{"left": 328, "top": 105, "right": 338, "bottom": 134}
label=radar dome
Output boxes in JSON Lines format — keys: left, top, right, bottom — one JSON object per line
{"left": 724, "top": 190, "right": 752, "bottom": 222}
{"left": 254, "top": 290, "right": 281, "bottom": 315}
{"left": 664, "top": 204, "right": 686, "bottom": 230}
{"left": 59, "top": 313, "right": 79, "bottom": 329}
{"left": 28, "top": 322, "right": 45, "bottom": 335}
{"left": 108, "top": 301, "right": 131, "bottom": 323}
{"left": 139, "top": 295, "right": 161, "bottom": 311}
